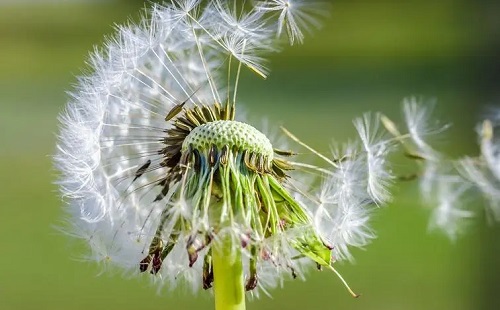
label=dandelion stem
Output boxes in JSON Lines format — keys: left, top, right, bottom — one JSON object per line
{"left": 213, "top": 236, "right": 246, "bottom": 310}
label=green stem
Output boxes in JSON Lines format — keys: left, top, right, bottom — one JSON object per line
{"left": 212, "top": 238, "right": 246, "bottom": 310}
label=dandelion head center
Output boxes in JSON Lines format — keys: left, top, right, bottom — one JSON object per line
{"left": 182, "top": 120, "right": 274, "bottom": 158}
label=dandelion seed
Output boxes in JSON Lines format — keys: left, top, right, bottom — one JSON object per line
{"left": 402, "top": 97, "right": 449, "bottom": 160}
{"left": 256, "top": 0, "right": 329, "bottom": 45}
{"left": 405, "top": 99, "right": 457, "bottom": 204}
{"left": 382, "top": 99, "right": 500, "bottom": 239}
{"left": 353, "top": 113, "right": 394, "bottom": 205}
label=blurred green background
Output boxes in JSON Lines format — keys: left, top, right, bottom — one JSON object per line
{"left": 1, "top": 0, "right": 499, "bottom": 309}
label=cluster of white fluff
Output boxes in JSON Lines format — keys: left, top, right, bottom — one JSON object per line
{"left": 309, "top": 114, "right": 394, "bottom": 261}
{"left": 309, "top": 97, "right": 500, "bottom": 258}
{"left": 55, "top": 0, "right": 500, "bottom": 297}
{"left": 403, "top": 99, "right": 500, "bottom": 239}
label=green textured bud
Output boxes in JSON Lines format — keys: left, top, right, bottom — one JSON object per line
{"left": 182, "top": 120, "right": 274, "bottom": 158}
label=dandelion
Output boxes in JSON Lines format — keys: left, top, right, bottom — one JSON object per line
{"left": 56, "top": 1, "right": 359, "bottom": 309}
{"left": 55, "top": 1, "right": 500, "bottom": 309}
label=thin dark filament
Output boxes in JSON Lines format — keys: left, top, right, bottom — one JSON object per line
{"left": 109, "top": 164, "right": 162, "bottom": 191}
{"left": 101, "top": 150, "right": 162, "bottom": 167}
{"left": 136, "top": 184, "right": 183, "bottom": 244}
{"left": 114, "top": 171, "right": 168, "bottom": 212}
{"left": 112, "top": 163, "right": 166, "bottom": 187}
{"left": 101, "top": 156, "right": 161, "bottom": 173}
{"left": 136, "top": 178, "right": 168, "bottom": 207}
{"left": 137, "top": 182, "right": 178, "bottom": 243}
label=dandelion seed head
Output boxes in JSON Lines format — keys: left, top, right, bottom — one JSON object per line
{"left": 55, "top": 0, "right": 342, "bottom": 295}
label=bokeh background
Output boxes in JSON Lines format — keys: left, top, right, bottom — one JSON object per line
{"left": 1, "top": 0, "right": 499, "bottom": 309}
